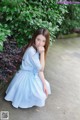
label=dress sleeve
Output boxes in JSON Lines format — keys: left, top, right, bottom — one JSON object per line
{"left": 28, "top": 47, "right": 42, "bottom": 71}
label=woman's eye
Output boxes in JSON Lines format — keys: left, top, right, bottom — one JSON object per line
{"left": 37, "top": 39, "right": 40, "bottom": 41}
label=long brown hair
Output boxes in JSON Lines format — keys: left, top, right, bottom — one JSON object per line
{"left": 22, "top": 28, "right": 50, "bottom": 59}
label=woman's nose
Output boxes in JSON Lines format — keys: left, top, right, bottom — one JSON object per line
{"left": 39, "top": 42, "right": 43, "bottom": 46}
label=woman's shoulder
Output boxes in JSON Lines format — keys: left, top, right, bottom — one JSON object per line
{"left": 27, "top": 46, "right": 36, "bottom": 55}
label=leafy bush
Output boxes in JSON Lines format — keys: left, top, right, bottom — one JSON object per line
{"left": 0, "top": 38, "right": 22, "bottom": 95}
{"left": 59, "top": 5, "right": 80, "bottom": 35}
{"left": 0, "top": 0, "right": 68, "bottom": 48}
{"left": 0, "top": 24, "right": 11, "bottom": 51}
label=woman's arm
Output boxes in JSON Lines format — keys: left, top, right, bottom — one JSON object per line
{"left": 38, "top": 51, "right": 48, "bottom": 96}
{"left": 39, "top": 51, "right": 45, "bottom": 84}
{"left": 40, "top": 52, "right": 45, "bottom": 71}
{"left": 39, "top": 71, "right": 48, "bottom": 97}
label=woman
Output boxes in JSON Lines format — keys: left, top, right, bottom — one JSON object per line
{"left": 4, "top": 28, "right": 51, "bottom": 108}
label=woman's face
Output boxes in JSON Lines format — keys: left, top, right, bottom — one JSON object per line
{"left": 35, "top": 34, "right": 46, "bottom": 48}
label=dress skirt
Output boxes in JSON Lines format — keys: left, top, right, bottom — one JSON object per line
{"left": 4, "top": 69, "right": 51, "bottom": 108}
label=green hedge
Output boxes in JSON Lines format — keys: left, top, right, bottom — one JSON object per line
{"left": 0, "top": 23, "right": 11, "bottom": 51}
{"left": 59, "top": 4, "right": 80, "bottom": 34}
{"left": 0, "top": 1, "right": 80, "bottom": 51}
{"left": 0, "top": 0, "right": 68, "bottom": 50}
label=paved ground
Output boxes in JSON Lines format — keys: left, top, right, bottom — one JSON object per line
{"left": 0, "top": 37, "right": 80, "bottom": 120}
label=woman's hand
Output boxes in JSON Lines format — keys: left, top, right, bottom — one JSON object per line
{"left": 43, "top": 83, "right": 48, "bottom": 97}
{"left": 37, "top": 46, "right": 45, "bottom": 54}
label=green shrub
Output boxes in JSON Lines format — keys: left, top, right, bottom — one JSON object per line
{"left": 0, "top": 24, "right": 11, "bottom": 51}
{"left": 0, "top": 0, "right": 68, "bottom": 48}
{"left": 59, "top": 5, "right": 80, "bottom": 35}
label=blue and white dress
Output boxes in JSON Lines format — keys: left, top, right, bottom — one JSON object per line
{"left": 4, "top": 46, "right": 51, "bottom": 108}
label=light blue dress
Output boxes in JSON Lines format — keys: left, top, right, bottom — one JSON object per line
{"left": 4, "top": 46, "right": 51, "bottom": 108}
